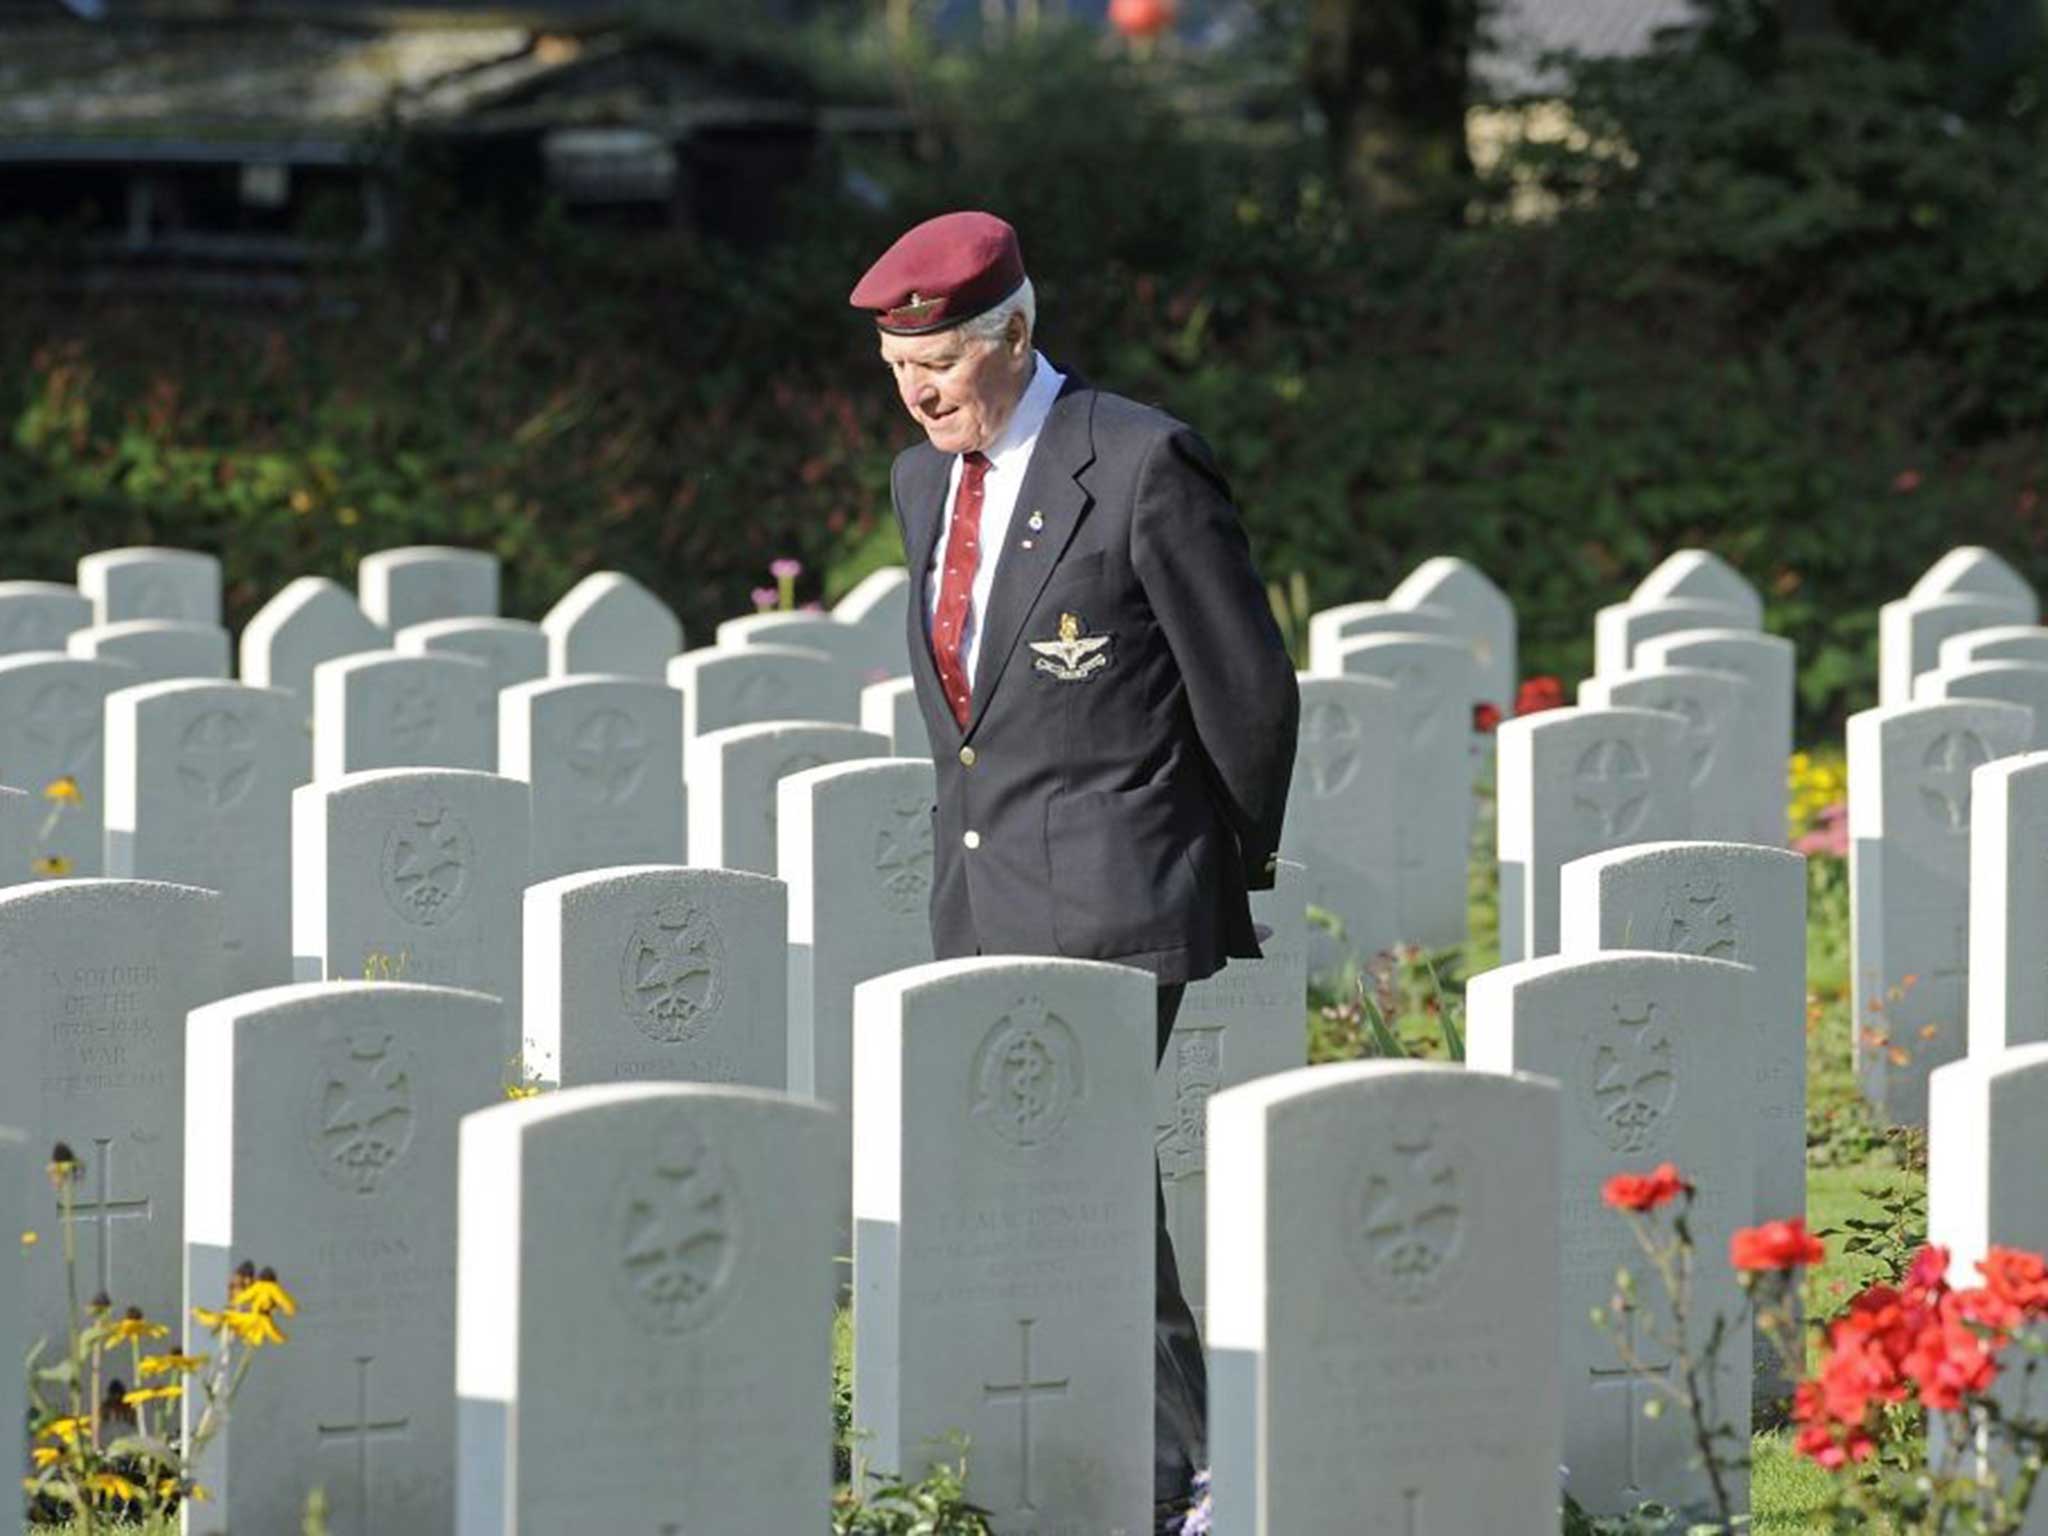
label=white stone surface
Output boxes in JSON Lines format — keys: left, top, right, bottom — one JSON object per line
{"left": 1281, "top": 674, "right": 1400, "bottom": 975}
{"left": 1497, "top": 706, "right": 1691, "bottom": 964}
{"left": 292, "top": 769, "right": 530, "bottom": 1044}
{"left": 498, "top": 676, "right": 686, "bottom": 882}
{"left": 311, "top": 651, "right": 492, "bottom": 779}
{"left": 685, "top": 722, "right": 890, "bottom": 876}
{"left": 77, "top": 546, "right": 221, "bottom": 624}
{"left": 67, "top": 620, "right": 230, "bottom": 684}
{"left": 1321, "top": 634, "right": 1475, "bottom": 947}
{"left": 457, "top": 1083, "right": 839, "bottom": 1534}
{"left": 1635, "top": 628, "right": 1796, "bottom": 838}
{"left": 524, "top": 864, "right": 786, "bottom": 1090}
{"left": 833, "top": 566, "right": 912, "bottom": 681}
{"left": 1909, "top": 546, "right": 2039, "bottom": 609}
{"left": 1629, "top": 550, "right": 1764, "bottom": 626}
{"left": 1158, "top": 861, "right": 1307, "bottom": 1326}
{"left": 0, "top": 785, "right": 31, "bottom": 889}
{"left": 1849, "top": 700, "right": 2032, "bottom": 1123}
{"left": 1579, "top": 666, "right": 1770, "bottom": 844}
{"left": 1967, "top": 752, "right": 2048, "bottom": 1056}
{"left": 239, "top": 576, "right": 387, "bottom": 703}
{"left": 1208, "top": 1063, "right": 1560, "bottom": 1535}
{"left": 853, "top": 958, "right": 1154, "bottom": 1534}
{"left": 105, "top": 680, "right": 296, "bottom": 994}
{"left": 0, "top": 653, "right": 137, "bottom": 877}
{"left": 1467, "top": 950, "right": 1753, "bottom": 1520}
{"left": 1593, "top": 598, "right": 1755, "bottom": 677}
{"left": 1880, "top": 592, "right": 2037, "bottom": 707}
{"left": 358, "top": 546, "right": 499, "bottom": 631}
{"left": 715, "top": 610, "right": 868, "bottom": 671}
{"left": 184, "top": 981, "right": 503, "bottom": 1536}
{"left": 394, "top": 618, "right": 548, "bottom": 743}
{"left": 540, "top": 571, "right": 682, "bottom": 680}
{"left": 1304, "top": 600, "right": 1462, "bottom": 677}
{"left": 1938, "top": 625, "right": 2048, "bottom": 671}
{"left": 0, "top": 582, "right": 91, "bottom": 656}
{"left": 1388, "top": 555, "right": 1518, "bottom": 719}
{"left": 860, "top": 676, "right": 930, "bottom": 760}
{"left": 1918, "top": 660, "right": 2048, "bottom": 748}
{"left": 0, "top": 880, "right": 223, "bottom": 1358}
{"left": 668, "top": 644, "right": 861, "bottom": 738}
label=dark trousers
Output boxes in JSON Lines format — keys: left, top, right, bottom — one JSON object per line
{"left": 1154, "top": 983, "right": 1206, "bottom": 1511}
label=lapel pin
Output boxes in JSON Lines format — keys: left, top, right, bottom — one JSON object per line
{"left": 1027, "top": 510, "right": 1045, "bottom": 532}
{"left": 1020, "top": 540, "right": 1035, "bottom": 550}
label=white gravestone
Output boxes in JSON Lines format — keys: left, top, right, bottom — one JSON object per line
{"left": 1305, "top": 600, "right": 1462, "bottom": 676}
{"left": 358, "top": 546, "right": 499, "bottom": 631}
{"left": 715, "top": 610, "right": 869, "bottom": 669}
{"left": 834, "top": 566, "right": 913, "bottom": 681}
{"left": 1468, "top": 950, "right": 1753, "bottom": 1520}
{"left": 1497, "top": 706, "right": 1691, "bottom": 964}
{"left": 1918, "top": 661, "right": 2048, "bottom": 749}
{"left": 1880, "top": 592, "right": 2037, "bottom": 707}
{"left": 292, "top": 769, "right": 530, "bottom": 1045}
{"left": 67, "top": 620, "right": 230, "bottom": 684}
{"left": 0, "top": 582, "right": 91, "bottom": 656}
{"left": 524, "top": 865, "right": 786, "bottom": 1090}
{"left": 1389, "top": 555, "right": 1518, "bottom": 723}
{"left": 312, "top": 651, "right": 492, "bottom": 779}
{"left": 1939, "top": 625, "right": 2048, "bottom": 671}
{"left": 1911, "top": 546, "right": 2039, "bottom": 609}
{"left": 854, "top": 958, "right": 1154, "bottom": 1535}
{"left": 861, "top": 676, "right": 931, "bottom": 760}
{"left": 105, "top": 680, "right": 296, "bottom": 995}
{"left": 184, "top": 981, "right": 504, "bottom": 1536}
{"left": 541, "top": 571, "right": 683, "bottom": 680}
{"left": 0, "top": 654, "right": 136, "bottom": 878}
{"left": 77, "top": 547, "right": 221, "bottom": 624}
{"left": 1593, "top": 598, "right": 1755, "bottom": 678}
{"left": 0, "top": 1128, "right": 23, "bottom": 1525}
{"left": 1579, "top": 667, "right": 1769, "bottom": 844}
{"left": 394, "top": 618, "right": 548, "bottom": 743}
{"left": 1281, "top": 674, "right": 1401, "bottom": 976}
{"left": 498, "top": 676, "right": 686, "bottom": 882}
{"left": 1322, "top": 634, "right": 1475, "bottom": 948}
{"left": 1629, "top": 550, "right": 1764, "bottom": 626}
{"left": 1849, "top": 700, "right": 2032, "bottom": 1123}
{"left": 686, "top": 722, "right": 890, "bottom": 876}
{"left": 1561, "top": 840, "right": 1808, "bottom": 1401}
{"left": 457, "top": 1084, "right": 840, "bottom": 1534}
{"left": 1967, "top": 752, "right": 2048, "bottom": 1055}
{"left": 0, "top": 881, "right": 223, "bottom": 1357}
{"left": 240, "top": 577, "right": 386, "bottom": 783}
{"left": 0, "top": 785, "right": 32, "bottom": 887}
{"left": 1157, "top": 861, "right": 1308, "bottom": 1327}
{"left": 1207, "top": 1063, "right": 1560, "bottom": 1536}
{"left": 1635, "top": 629, "right": 1796, "bottom": 838}
{"left": 669, "top": 644, "right": 861, "bottom": 737}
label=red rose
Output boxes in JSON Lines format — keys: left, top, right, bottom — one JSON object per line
{"left": 1514, "top": 675, "right": 1566, "bottom": 716}
{"left": 1730, "top": 1218, "right": 1827, "bottom": 1272}
{"left": 1903, "top": 1316, "right": 1998, "bottom": 1410}
{"left": 1601, "top": 1162, "right": 1689, "bottom": 1213}
{"left": 1472, "top": 701, "right": 1503, "bottom": 734}
{"left": 1979, "top": 1246, "right": 2048, "bottom": 1316}
{"left": 1108, "top": 0, "right": 1177, "bottom": 37}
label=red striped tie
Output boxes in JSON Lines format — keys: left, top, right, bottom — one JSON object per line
{"left": 931, "top": 451, "right": 990, "bottom": 727}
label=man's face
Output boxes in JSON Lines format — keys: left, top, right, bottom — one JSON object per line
{"left": 879, "top": 319, "right": 1031, "bottom": 456}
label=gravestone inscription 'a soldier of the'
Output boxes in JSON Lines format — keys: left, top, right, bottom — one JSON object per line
{"left": 850, "top": 210, "right": 1300, "bottom": 1532}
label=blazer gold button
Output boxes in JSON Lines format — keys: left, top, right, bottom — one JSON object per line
{"left": 963, "top": 830, "right": 981, "bottom": 850}
{"left": 959, "top": 746, "right": 977, "bottom": 766}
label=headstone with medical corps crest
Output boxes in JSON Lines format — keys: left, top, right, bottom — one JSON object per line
{"left": 853, "top": 958, "right": 1154, "bottom": 1535}
{"left": 685, "top": 722, "right": 890, "bottom": 876}
{"left": 105, "top": 680, "right": 297, "bottom": 995}
{"left": 668, "top": 645, "right": 861, "bottom": 738}
{"left": 1156, "top": 860, "right": 1307, "bottom": 1328}
{"left": 0, "top": 583, "right": 91, "bottom": 657}
{"left": 1206, "top": 1063, "right": 1561, "bottom": 1535}
{"left": 0, "top": 653, "right": 137, "bottom": 878}
{"left": 0, "top": 880, "right": 223, "bottom": 1366}
{"left": 1280, "top": 674, "right": 1400, "bottom": 977}
{"left": 77, "top": 546, "right": 221, "bottom": 625}
{"left": 1496, "top": 707, "right": 1691, "bottom": 964}
{"left": 1561, "top": 841, "right": 1807, "bottom": 1401}
{"left": 1848, "top": 700, "right": 2032, "bottom": 1124}
{"left": 312, "top": 652, "right": 493, "bottom": 780}
{"left": 499, "top": 677, "right": 686, "bottom": 883}
{"left": 1467, "top": 950, "right": 1753, "bottom": 1520}
{"left": 184, "top": 981, "right": 503, "bottom": 1536}
{"left": 68, "top": 620, "right": 231, "bottom": 685}
{"left": 523, "top": 865, "right": 786, "bottom": 1090}
{"left": 457, "top": 1084, "right": 840, "bottom": 1534}
{"left": 1578, "top": 667, "right": 1768, "bottom": 844}
{"left": 292, "top": 770, "right": 530, "bottom": 1049}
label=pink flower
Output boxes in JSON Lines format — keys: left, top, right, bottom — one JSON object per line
{"left": 751, "top": 587, "right": 778, "bottom": 612}
{"left": 770, "top": 558, "right": 803, "bottom": 581}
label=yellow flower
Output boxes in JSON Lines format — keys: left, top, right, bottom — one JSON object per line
{"left": 106, "top": 1308, "right": 170, "bottom": 1345}
{"left": 504, "top": 1082, "right": 541, "bottom": 1101}
{"left": 30, "top": 1447, "right": 57, "bottom": 1468}
{"left": 139, "top": 1351, "right": 207, "bottom": 1378}
{"left": 123, "top": 1384, "right": 181, "bottom": 1406}
{"left": 39, "top": 1416, "right": 87, "bottom": 1447}
{"left": 232, "top": 1274, "right": 298, "bottom": 1317}
{"left": 31, "top": 855, "right": 72, "bottom": 877}
{"left": 20, "top": 1231, "right": 35, "bottom": 1247}
{"left": 223, "top": 1308, "right": 286, "bottom": 1347}
{"left": 84, "top": 1470, "right": 142, "bottom": 1503}
{"left": 42, "top": 777, "right": 80, "bottom": 804}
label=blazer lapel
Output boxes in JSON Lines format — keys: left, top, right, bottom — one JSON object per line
{"left": 965, "top": 382, "right": 1096, "bottom": 738}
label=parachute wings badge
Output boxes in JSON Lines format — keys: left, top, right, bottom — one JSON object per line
{"left": 1029, "top": 612, "right": 1113, "bottom": 682}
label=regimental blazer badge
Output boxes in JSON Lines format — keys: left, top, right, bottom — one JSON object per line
{"left": 1029, "top": 612, "right": 1113, "bottom": 682}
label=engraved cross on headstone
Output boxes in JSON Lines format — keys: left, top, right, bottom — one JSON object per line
{"left": 983, "top": 1317, "right": 1070, "bottom": 1514}
{"left": 70, "top": 1137, "right": 152, "bottom": 1298}
{"left": 316, "top": 1355, "right": 411, "bottom": 1536}
{"left": 1588, "top": 1309, "right": 1674, "bottom": 1494}
{"left": 1574, "top": 740, "right": 1649, "bottom": 840}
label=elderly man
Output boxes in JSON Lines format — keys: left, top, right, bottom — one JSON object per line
{"left": 851, "top": 211, "right": 1299, "bottom": 1530}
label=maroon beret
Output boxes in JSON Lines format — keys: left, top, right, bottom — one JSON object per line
{"left": 849, "top": 211, "right": 1027, "bottom": 335}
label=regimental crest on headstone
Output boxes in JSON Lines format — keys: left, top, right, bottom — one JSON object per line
{"left": 1349, "top": 1102, "right": 1469, "bottom": 1306}
{"left": 567, "top": 707, "right": 648, "bottom": 808}
{"left": 620, "top": 900, "right": 726, "bottom": 1044}
{"left": 1920, "top": 729, "right": 1990, "bottom": 833}
{"left": 970, "top": 996, "right": 1084, "bottom": 1153}
{"left": 873, "top": 797, "right": 935, "bottom": 915}
{"left": 1573, "top": 738, "right": 1650, "bottom": 840}
{"left": 1300, "top": 700, "right": 1362, "bottom": 798}
{"left": 176, "top": 708, "right": 257, "bottom": 811}
{"left": 1578, "top": 991, "right": 1679, "bottom": 1155}
{"left": 380, "top": 799, "right": 475, "bottom": 927}
{"left": 307, "top": 1031, "right": 418, "bottom": 1195}
{"left": 613, "top": 1122, "right": 740, "bottom": 1336}
{"left": 26, "top": 681, "right": 95, "bottom": 774}
{"left": 1657, "top": 878, "right": 1740, "bottom": 962}
{"left": 386, "top": 684, "right": 441, "bottom": 754}
{"left": 1155, "top": 1029, "right": 1221, "bottom": 1180}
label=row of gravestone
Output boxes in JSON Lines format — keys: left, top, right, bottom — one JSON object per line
{"left": 0, "top": 826, "right": 1799, "bottom": 1533}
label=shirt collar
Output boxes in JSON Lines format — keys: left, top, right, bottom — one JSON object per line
{"left": 979, "top": 351, "right": 1065, "bottom": 473}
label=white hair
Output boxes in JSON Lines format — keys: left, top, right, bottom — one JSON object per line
{"left": 961, "top": 276, "right": 1035, "bottom": 348}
